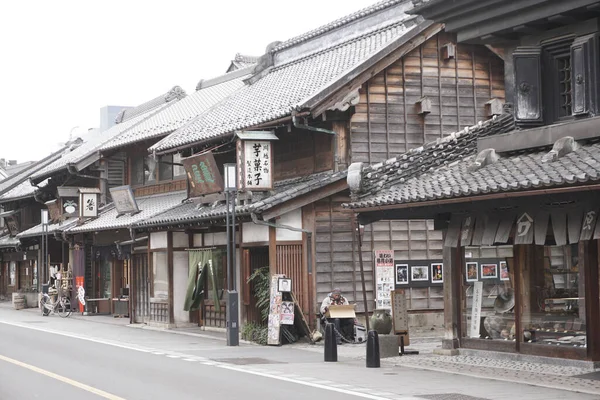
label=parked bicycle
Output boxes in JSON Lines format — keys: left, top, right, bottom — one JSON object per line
{"left": 40, "top": 291, "right": 72, "bottom": 318}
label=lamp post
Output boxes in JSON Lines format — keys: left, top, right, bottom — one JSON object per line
{"left": 224, "top": 163, "right": 239, "bottom": 346}
{"left": 41, "top": 209, "right": 49, "bottom": 291}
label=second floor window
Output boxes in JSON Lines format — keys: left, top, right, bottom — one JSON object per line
{"left": 131, "top": 154, "right": 186, "bottom": 186}
{"left": 543, "top": 39, "right": 574, "bottom": 123}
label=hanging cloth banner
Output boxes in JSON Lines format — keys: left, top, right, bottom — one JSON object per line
{"left": 184, "top": 249, "right": 221, "bottom": 312}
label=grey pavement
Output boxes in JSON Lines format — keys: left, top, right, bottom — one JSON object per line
{"left": 0, "top": 303, "right": 598, "bottom": 399}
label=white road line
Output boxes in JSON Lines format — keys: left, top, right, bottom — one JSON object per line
{"left": 0, "top": 318, "right": 393, "bottom": 400}
{"left": 0, "top": 354, "right": 125, "bottom": 400}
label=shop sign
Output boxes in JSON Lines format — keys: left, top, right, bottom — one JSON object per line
{"left": 238, "top": 140, "right": 273, "bottom": 190}
{"left": 581, "top": 210, "right": 598, "bottom": 241}
{"left": 391, "top": 289, "right": 408, "bottom": 332}
{"left": 109, "top": 186, "right": 139, "bottom": 215}
{"left": 45, "top": 200, "right": 61, "bottom": 223}
{"left": 79, "top": 190, "right": 100, "bottom": 218}
{"left": 181, "top": 151, "right": 224, "bottom": 197}
{"left": 5, "top": 215, "right": 19, "bottom": 236}
{"left": 470, "top": 281, "right": 483, "bottom": 338}
{"left": 374, "top": 250, "right": 394, "bottom": 310}
{"left": 62, "top": 198, "right": 78, "bottom": 216}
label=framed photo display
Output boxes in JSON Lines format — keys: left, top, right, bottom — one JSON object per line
{"left": 499, "top": 261, "right": 509, "bottom": 281}
{"left": 396, "top": 264, "right": 409, "bottom": 285}
{"left": 278, "top": 277, "right": 292, "bottom": 292}
{"left": 466, "top": 262, "right": 478, "bottom": 282}
{"left": 431, "top": 263, "right": 443, "bottom": 283}
{"left": 481, "top": 263, "right": 498, "bottom": 279}
{"left": 411, "top": 266, "right": 429, "bottom": 282}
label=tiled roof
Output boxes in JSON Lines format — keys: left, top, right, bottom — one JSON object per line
{"left": 271, "top": 0, "right": 407, "bottom": 53}
{"left": 228, "top": 54, "right": 259, "bottom": 72}
{"left": 31, "top": 100, "right": 176, "bottom": 183}
{"left": 0, "top": 234, "right": 20, "bottom": 248}
{"left": 0, "top": 178, "right": 48, "bottom": 202}
{"left": 0, "top": 143, "right": 74, "bottom": 196}
{"left": 17, "top": 217, "right": 79, "bottom": 239}
{"left": 346, "top": 113, "right": 517, "bottom": 208}
{"left": 151, "top": 14, "right": 421, "bottom": 154}
{"left": 134, "top": 170, "right": 347, "bottom": 229}
{"left": 67, "top": 191, "right": 187, "bottom": 233}
{"left": 100, "top": 72, "right": 249, "bottom": 152}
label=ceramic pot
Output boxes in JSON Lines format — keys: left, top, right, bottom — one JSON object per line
{"left": 370, "top": 309, "right": 392, "bottom": 334}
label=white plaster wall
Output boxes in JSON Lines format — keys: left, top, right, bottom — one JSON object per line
{"left": 173, "top": 251, "right": 189, "bottom": 324}
{"left": 193, "top": 234, "right": 203, "bottom": 247}
{"left": 204, "top": 231, "right": 239, "bottom": 246}
{"left": 276, "top": 209, "right": 303, "bottom": 241}
{"left": 173, "top": 232, "right": 188, "bottom": 248}
{"left": 242, "top": 222, "right": 269, "bottom": 243}
{"left": 150, "top": 232, "right": 168, "bottom": 250}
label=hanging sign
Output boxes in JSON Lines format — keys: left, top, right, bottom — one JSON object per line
{"left": 5, "top": 215, "right": 19, "bottom": 236}
{"left": 374, "top": 250, "right": 394, "bottom": 310}
{"left": 109, "top": 186, "right": 139, "bottom": 215}
{"left": 470, "top": 281, "right": 483, "bottom": 338}
{"left": 79, "top": 188, "right": 101, "bottom": 218}
{"left": 45, "top": 200, "right": 61, "bottom": 223}
{"left": 181, "top": 151, "right": 224, "bottom": 197}
{"left": 237, "top": 140, "right": 273, "bottom": 191}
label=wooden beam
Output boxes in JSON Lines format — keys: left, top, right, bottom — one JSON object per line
{"left": 167, "top": 231, "right": 174, "bottom": 325}
{"left": 261, "top": 179, "right": 348, "bottom": 221}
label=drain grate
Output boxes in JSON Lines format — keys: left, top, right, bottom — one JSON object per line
{"left": 420, "top": 394, "right": 489, "bottom": 400}
{"left": 212, "top": 357, "right": 285, "bottom": 365}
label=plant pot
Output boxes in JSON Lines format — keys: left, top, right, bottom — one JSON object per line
{"left": 370, "top": 309, "right": 392, "bottom": 335}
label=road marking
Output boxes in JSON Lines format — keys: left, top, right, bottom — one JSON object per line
{"left": 0, "top": 354, "right": 125, "bottom": 400}
{"left": 0, "top": 319, "right": 392, "bottom": 399}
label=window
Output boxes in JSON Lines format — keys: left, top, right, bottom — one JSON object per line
{"left": 131, "top": 154, "right": 186, "bottom": 186}
{"left": 513, "top": 33, "right": 599, "bottom": 126}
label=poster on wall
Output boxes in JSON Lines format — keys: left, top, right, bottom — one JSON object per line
{"left": 374, "top": 250, "right": 394, "bottom": 310}
{"left": 267, "top": 274, "right": 285, "bottom": 345}
{"left": 470, "top": 281, "right": 484, "bottom": 338}
{"left": 280, "top": 301, "right": 294, "bottom": 325}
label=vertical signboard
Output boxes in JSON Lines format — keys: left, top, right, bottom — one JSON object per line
{"left": 267, "top": 274, "right": 285, "bottom": 345}
{"left": 374, "top": 250, "right": 394, "bottom": 310}
{"left": 470, "top": 281, "right": 484, "bottom": 338}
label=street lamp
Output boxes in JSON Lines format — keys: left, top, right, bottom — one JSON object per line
{"left": 40, "top": 209, "right": 49, "bottom": 292}
{"left": 224, "top": 163, "right": 239, "bottom": 346}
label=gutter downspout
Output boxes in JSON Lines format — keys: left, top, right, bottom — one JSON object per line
{"left": 292, "top": 112, "right": 339, "bottom": 172}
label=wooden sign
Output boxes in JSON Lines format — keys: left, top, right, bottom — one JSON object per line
{"left": 5, "top": 215, "right": 19, "bottom": 236}
{"left": 460, "top": 215, "right": 475, "bottom": 247}
{"left": 45, "top": 200, "right": 61, "bottom": 223}
{"left": 238, "top": 140, "right": 273, "bottom": 190}
{"left": 391, "top": 289, "right": 408, "bottom": 333}
{"left": 567, "top": 209, "right": 583, "bottom": 244}
{"left": 470, "top": 281, "right": 483, "bottom": 338}
{"left": 534, "top": 210, "right": 550, "bottom": 245}
{"left": 79, "top": 190, "right": 100, "bottom": 218}
{"left": 109, "top": 186, "right": 139, "bottom": 215}
{"left": 182, "top": 151, "right": 224, "bottom": 197}
{"left": 581, "top": 210, "right": 598, "bottom": 241}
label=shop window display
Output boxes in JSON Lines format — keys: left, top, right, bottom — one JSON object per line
{"left": 521, "top": 245, "right": 586, "bottom": 348}
{"left": 462, "top": 246, "right": 515, "bottom": 341}
{"left": 153, "top": 252, "right": 168, "bottom": 299}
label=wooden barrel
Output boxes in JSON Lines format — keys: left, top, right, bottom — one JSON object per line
{"left": 13, "top": 294, "right": 26, "bottom": 310}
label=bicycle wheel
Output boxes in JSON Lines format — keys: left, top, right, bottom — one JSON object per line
{"left": 57, "top": 297, "right": 72, "bottom": 318}
{"left": 40, "top": 297, "right": 50, "bottom": 316}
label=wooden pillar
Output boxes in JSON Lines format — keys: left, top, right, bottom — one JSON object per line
{"left": 582, "top": 240, "right": 600, "bottom": 360}
{"left": 167, "top": 231, "right": 174, "bottom": 325}
{"left": 269, "top": 224, "right": 277, "bottom": 276}
{"left": 331, "top": 121, "right": 349, "bottom": 171}
{"left": 442, "top": 236, "right": 462, "bottom": 351}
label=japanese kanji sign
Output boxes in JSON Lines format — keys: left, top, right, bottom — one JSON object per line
{"left": 238, "top": 140, "right": 273, "bottom": 190}
{"left": 182, "top": 151, "right": 224, "bottom": 197}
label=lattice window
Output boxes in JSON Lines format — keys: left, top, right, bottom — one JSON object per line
{"left": 557, "top": 55, "right": 572, "bottom": 117}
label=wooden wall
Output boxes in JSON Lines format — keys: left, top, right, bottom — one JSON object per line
{"left": 274, "top": 128, "right": 333, "bottom": 181}
{"left": 351, "top": 32, "right": 505, "bottom": 164}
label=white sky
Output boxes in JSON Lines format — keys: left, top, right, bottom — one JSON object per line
{"left": 0, "top": 0, "right": 376, "bottom": 164}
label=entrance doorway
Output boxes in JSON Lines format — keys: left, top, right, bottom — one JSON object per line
{"left": 243, "top": 246, "right": 269, "bottom": 324}
{"left": 132, "top": 253, "right": 149, "bottom": 323}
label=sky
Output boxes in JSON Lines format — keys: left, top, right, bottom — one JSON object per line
{"left": 0, "top": 0, "right": 377, "bottom": 164}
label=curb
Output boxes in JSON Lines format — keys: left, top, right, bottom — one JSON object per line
{"left": 125, "top": 323, "right": 256, "bottom": 346}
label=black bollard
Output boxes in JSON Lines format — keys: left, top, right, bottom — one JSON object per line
{"left": 366, "top": 330, "right": 380, "bottom": 368}
{"left": 324, "top": 323, "right": 338, "bottom": 362}
{"left": 400, "top": 335, "right": 405, "bottom": 355}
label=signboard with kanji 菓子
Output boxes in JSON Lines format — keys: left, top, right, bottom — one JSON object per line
{"left": 239, "top": 140, "right": 273, "bottom": 190}
{"left": 181, "top": 151, "right": 224, "bottom": 197}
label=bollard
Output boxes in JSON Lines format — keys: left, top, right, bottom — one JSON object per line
{"left": 366, "top": 330, "right": 380, "bottom": 368}
{"left": 400, "top": 335, "right": 405, "bottom": 355}
{"left": 324, "top": 323, "right": 338, "bottom": 362}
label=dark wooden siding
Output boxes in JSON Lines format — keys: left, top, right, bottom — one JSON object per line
{"left": 351, "top": 33, "right": 505, "bottom": 164}
{"left": 274, "top": 129, "right": 333, "bottom": 181}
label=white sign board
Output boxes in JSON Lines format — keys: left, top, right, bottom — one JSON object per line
{"left": 470, "top": 281, "right": 483, "bottom": 338}
{"left": 80, "top": 193, "right": 99, "bottom": 218}
{"left": 280, "top": 301, "right": 294, "bottom": 325}
{"left": 242, "top": 141, "right": 272, "bottom": 190}
{"left": 109, "top": 186, "right": 139, "bottom": 215}
{"left": 374, "top": 250, "right": 394, "bottom": 310}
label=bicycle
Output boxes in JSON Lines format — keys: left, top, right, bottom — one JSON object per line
{"left": 40, "top": 292, "right": 72, "bottom": 318}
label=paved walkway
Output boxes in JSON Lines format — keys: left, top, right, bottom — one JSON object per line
{"left": 3, "top": 301, "right": 600, "bottom": 396}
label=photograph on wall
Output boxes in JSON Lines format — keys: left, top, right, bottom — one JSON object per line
{"left": 466, "top": 262, "right": 478, "bottom": 282}
{"left": 499, "top": 261, "right": 509, "bottom": 281}
{"left": 481, "top": 263, "right": 498, "bottom": 279}
{"left": 431, "top": 263, "right": 443, "bottom": 283}
{"left": 411, "top": 266, "right": 429, "bottom": 281}
{"left": 395, "top": 264, "right": 409, "bottom": 285}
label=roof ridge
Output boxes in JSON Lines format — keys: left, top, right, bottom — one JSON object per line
{"left": 196, "top": 65, "right": 255, "bottom": 91}
{"left": 115, "top": 86, "right": 187, "bottom": 124}
{"left": 271, "top": 18, "right": 414, "bottom": 73}
{"left": 271, "top": 0, "right": 408, "bottom": 54}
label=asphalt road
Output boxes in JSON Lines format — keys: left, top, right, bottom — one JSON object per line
{"left": 0, "top": 322, "right": 381, "bottom": 400}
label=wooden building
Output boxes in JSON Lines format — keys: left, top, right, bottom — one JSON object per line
{"left": 347, "top": 0, "right": 600, "bottom": 363}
